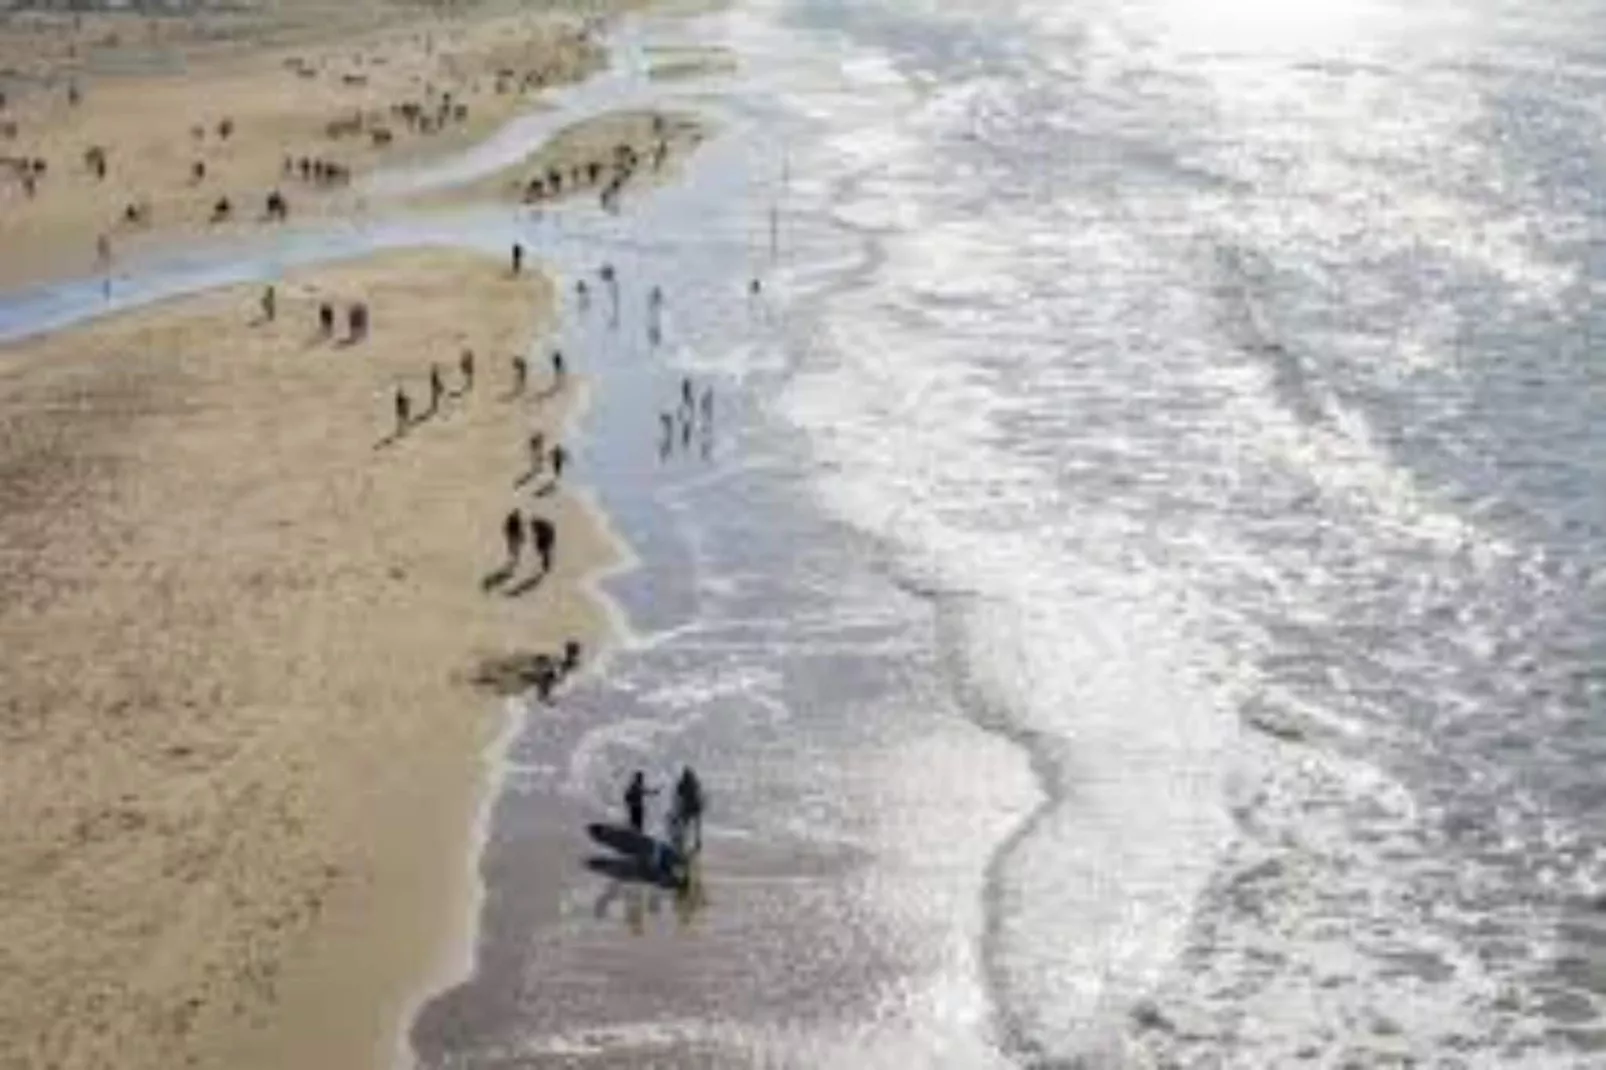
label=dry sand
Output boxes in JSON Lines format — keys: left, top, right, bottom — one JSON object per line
{"left": 0, "top": 1, "right": 609, "bottom": 289}
{"left": 0, "top": 248, "right": 624, "bottom": 1070}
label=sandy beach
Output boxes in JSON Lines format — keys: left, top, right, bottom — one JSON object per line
{"left": 0, "top": 248, "right": 624, "bottom": 1069}
{"left": 0, "top": 0, "right": 611, "bottom": 289}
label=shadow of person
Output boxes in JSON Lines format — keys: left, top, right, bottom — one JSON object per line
{"left": 481, "top": 563, "right": 515, "bottom": 591}
{"left": 504, "top": 569, "right": 547, "bottom": 598}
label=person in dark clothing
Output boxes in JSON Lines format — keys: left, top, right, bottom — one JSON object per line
{"left": 394, "top": 386, "right": 411, "bottom": 432}
{"left": 551, "top": 444, "right": 568, "bottom": 481}
{"left": 529, "top": 514, "right": 555, "bottom": 573}
{"left": 261, "top": 285, "right": 276, "bottom": 323}
{"left": 460, "top": 348, "right": 475, "bottom": 392}
{"left": 511, "top": 242, "right": 524, "bottom": 275}
{"left": 429, "top": 364, "right": 445, "bottom": 413}
{"left": 551, "top": 349, "right": 566, "bottom": 387}
{"left": 512, "top": 354, "right": 528, "bottom": 394}
{"left": 674, "top": 767, "right": 705, "bottom": 853}
{"left": 318, "top": 302, "right": 335, "bottom": 337}
{"left": 503, "top": 508, "right": 524, "bottom": 564}
{"left": 624, "top": 771, "right": 657, "bottom": 834}
{"left": 561, "top": 639, "right": 581, "bottom": 675}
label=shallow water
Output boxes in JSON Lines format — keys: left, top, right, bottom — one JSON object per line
{"left": 7, "top": 0, "right": 1606, "bottom": 1066}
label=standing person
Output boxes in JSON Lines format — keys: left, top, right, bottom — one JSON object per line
{"left": 460, "top": 348, "right": 475, "bottom": 392}
{"left": 528, "top": 431, "right": 545, "bottom": 475}
{"left": 529, "top": 514, "right": 555, "bottom": 573}
{"left": 551, "top": 349, "right": 566, "bottom": 388}
{"left": 680, "top": 376, "right": 694, "bottom": 412}
{"left": 502, "top": 508, "right": 524, "bottom": 564}
{"left": 429, "top": 364, "right": 445, "bottom": 413}
{"left": 512, "top": 353, "right": 528, "bottom": 394}
{"left": 261, "top": 285, "right": 276, "bottom": 323}
{"left": 550, "top": 444, "right": 568, "bottom": 481}
{"left": 318, "top": 302, "right": 335, "bottom": 337}
{"left": 624, "top": 770, "right": 657, "bottom": 834}
{"left": 394, "top": 385, "right": 411, "bottom": 433}
{"left": 674, "top": 767, "right": 705, "bottom": 853}
{"left": 511, "top": 242, "right": 524, "bottom": 275}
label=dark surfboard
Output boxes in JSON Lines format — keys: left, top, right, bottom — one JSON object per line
{"left": 587, "top": 822, "right": 687, "bottom": 872}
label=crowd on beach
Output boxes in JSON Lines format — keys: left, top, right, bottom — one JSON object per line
{"left": 0, "top": 13, "right": 622, "bottom": 281}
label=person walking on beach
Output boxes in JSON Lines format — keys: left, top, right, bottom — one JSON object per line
{"left": 624, "top": 770, "right": 657, "bottom": 834}
{"left": 460, "top": 348, "right": 475, "bottom": 392}
{"left": 512, "top": 354, "right": 528, "bottom": 394}
{"left": 674, "top": 767, "right": 705, "bottom": 854}
{"left": 318, "top": 301, "right": 335, "bottom": 337}
{"left": 528, "top": 431, "right": 545, "bottom": 475}
{"left": 261, "top": 285, "right": 276, "bottom": 323}
{"left": 529, "top": 514, "right": 555, "bottom": 574}
{"left": 394, "top": 385, "right": 411, "bottom": 433}
{"left": 551, "top": 349, "right": 566, "bottom": 389}
{"left": 429, "top": 364, "right": 445, "bottom": 414}
{"left": 551, "top": 444, "right": 568, "bottom": 481}
{"left": 503, "top": 508, "right": 525, "bottom": 565}
{"left": 511, "top": 242, "right": 524, "bottom": 275}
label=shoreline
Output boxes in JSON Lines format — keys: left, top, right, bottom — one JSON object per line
{"left": 0, "top": 247, "right": 631, "bottom": 1069}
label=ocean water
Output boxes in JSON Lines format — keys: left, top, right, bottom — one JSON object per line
{"left": 749, "top": 0, "right": 1606, "bottom": 1064}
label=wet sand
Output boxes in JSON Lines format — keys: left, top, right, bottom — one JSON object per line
{"left": 0, "top": 248, "right": 624, "bottom": 1070}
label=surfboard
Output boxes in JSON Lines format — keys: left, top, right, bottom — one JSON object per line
{"left": 587, "top": 822, "right": 687, "bottom": 875}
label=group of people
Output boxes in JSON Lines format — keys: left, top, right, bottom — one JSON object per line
{"left": 623, "top": 767, "right": 706, "bottom": 876}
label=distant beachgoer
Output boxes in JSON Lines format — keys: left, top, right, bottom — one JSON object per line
{"left": 624, "top": 771, "right": 657, "bottom": 834}
{"left": 261, "top": 285, "right": 276, "bottom": 323}
{"left": 749, "top": 277, "right": 762, "bottom": 297}
{"left": 528, "top": 431, "right": 545, "bottom": 474}
{"left": 429, "top": 364, "right": 445, "bottom": 412}
{"left": 575, "top": 279, "right": 589, "bottom": 310}
{"left": 562, "top": 639, "right": 581, "bottom": 675}
{"left": 674, "top": 767, "right": 705, "bottom": 853}
{"left": 503, "top": 508, "right": 524, "bottom": 563}
{"left": 512, "top": 354, "right": 528, "bottom": 393}
{"left": 649, "top": 285, "right": 663, "bottom": 310}
{"left": 460, "top": 348, "right": 475, "bottom": 391}
{"left": 348, "top": 302, "right": 368, "bottom": 341}
{"left": 681, "top": 413, "right": 692, "bottom": 449}
{"left": 319, "top": 302, "right": 335, "bottom": 337}
{"left": 550, "top": 444, "right": 568, "bottom": 481}
{"left": 395, "top": 386, "right": 411, "bottom": 431}
{"left": 680, "top": 377, "right": 693, "bottom": 411}
{"left": 551, "top": 350, "right": 566, "bottom": 386}
{"left": 700, "top": 387, "right": 713, "bottom": 423}
{"left": 511, "top": 242, "right": 524, "bottom": 275}
{"left": 529, "top": 514, "right": 555, "bottom": 573}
